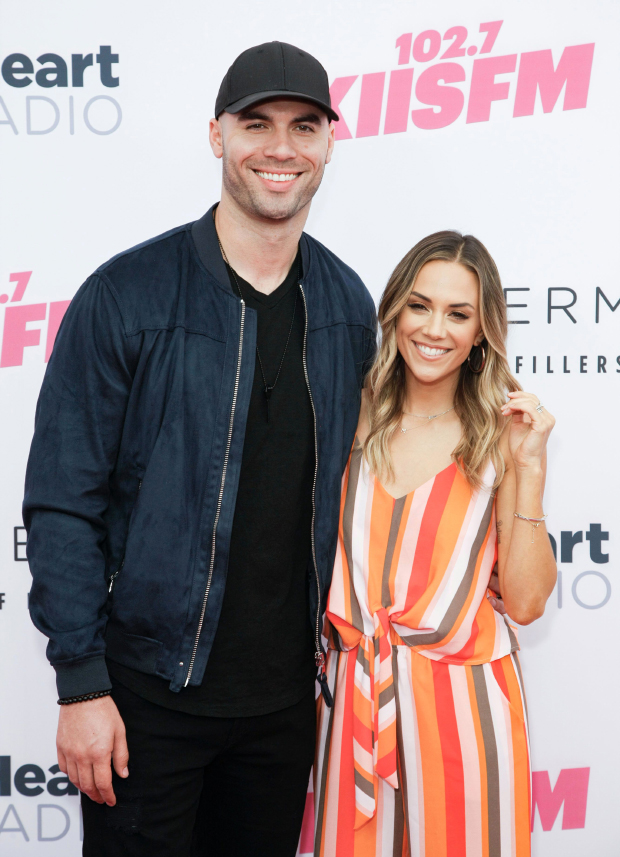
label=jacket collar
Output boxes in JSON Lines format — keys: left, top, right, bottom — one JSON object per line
{"left": 191, "top": 202, "right": 312, "bottom": 292}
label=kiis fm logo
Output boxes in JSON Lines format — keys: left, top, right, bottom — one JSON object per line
{"left": 0, "top": 46, "right": 121, "bottom": 136}
{"left": 329, "top": 20, "right": 594, "bottom": 139}
{"left": 0, "top": 273, "right": 69, "bottom": 368}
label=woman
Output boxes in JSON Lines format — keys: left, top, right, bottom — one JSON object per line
{"left": 313, "top": 232, "right": 556, "bottom": 856}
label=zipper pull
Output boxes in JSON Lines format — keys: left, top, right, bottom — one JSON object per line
{"left": 108, "top": 559, "right": 124, "bottom": 593}
{"left": 317, "top": 671, "right": 333, "bottom": 707}
{"left": 315, "top": 650, "right": 333, "bottom": 707}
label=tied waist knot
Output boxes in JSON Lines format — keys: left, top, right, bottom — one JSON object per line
{"left": 352, "top": 608, "right": 399, "bottom": 829}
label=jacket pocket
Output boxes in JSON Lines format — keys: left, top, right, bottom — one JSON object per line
{"left": 108, "top": 475, "right": 143, "bottom": 594}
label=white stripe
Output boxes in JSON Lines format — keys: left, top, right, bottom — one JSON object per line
{"left": 391, "top": 479, "right": 435, "bottom": 613}
{"left": 396, "top": 648, "right": 425, "bottom": 857}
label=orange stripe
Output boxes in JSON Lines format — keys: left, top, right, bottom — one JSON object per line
{"left": 500, "top": 657, "right": 531, "bottom": 856}
{"left": 410, "top": 653, "right": 448, "bottom": 857}
{"left": 368, "top": 489, "right": 395, "bottom": 613}
{"left": 407, "top": 471, "right": 471, "bottom": 624}
{"left": 404, "top": 466, "right": 457, "bottom": 613}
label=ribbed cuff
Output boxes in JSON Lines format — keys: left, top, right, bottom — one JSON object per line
{"left": 54, "top": 656, "right": 112, "bottom": 699}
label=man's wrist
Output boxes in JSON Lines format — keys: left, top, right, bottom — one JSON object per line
{"left": 57, "top": 689, "right": 112, "bottom": 706}
{"left": 54, "top": 655, "right": 112, "bottom": 699}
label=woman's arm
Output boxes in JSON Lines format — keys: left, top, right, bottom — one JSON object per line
{"left": 495, "top": 392, "right": 557, "bottom": 625}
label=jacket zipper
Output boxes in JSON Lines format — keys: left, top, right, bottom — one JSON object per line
{"left": 184, "top": 299, "right": 246, "bottom": 687}
{"left": 299, "top": 285, "right": 332, "bottom": 706}
{"left": 108, "top": 478, "right": 143, "bottom": 593}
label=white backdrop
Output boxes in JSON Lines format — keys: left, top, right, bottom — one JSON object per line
{"left": 1, "top": 0, "right": 618, "bottom": 853}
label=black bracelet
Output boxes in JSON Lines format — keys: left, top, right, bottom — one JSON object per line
{"left": 57, "top": 689, "right": 112, "bottom": 706}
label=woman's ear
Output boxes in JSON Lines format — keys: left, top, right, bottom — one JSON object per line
{"left": 474, "top": 331, "right": 485, "bottom": 346}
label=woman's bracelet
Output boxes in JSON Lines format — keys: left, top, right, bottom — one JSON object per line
{"left": 514, "top": 511, "right": 547, "bottom": 544}
{"left": 57, "top": 689, "right": 112, "bottom": 706}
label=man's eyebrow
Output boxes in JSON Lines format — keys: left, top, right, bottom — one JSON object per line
{"left": 236, "top": 110, "right": 323, "bottom": 124}
{"left": 409, "top": 292, "right": 475, "bottom": 310}
{"left": 293, "top": 112, "right": 322, "bottom": 124}
{"left": 237, "top": 109, "right": 271, "bottom": 122}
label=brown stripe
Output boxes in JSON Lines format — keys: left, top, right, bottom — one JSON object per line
{"left": 400, "top": 494, "right": 495, "bottom": 647}
{"left": 342, "top": 443, "right": 364, "bottom": 632}
{"left": 505, "top": 620, "right": 519, "bottom": 652}
{"left": 355, "top": 768, "right": 376, "bottom": 798}
{"left": 472, "top": 665, "right": 501, "bottom": 857}
{"left": 382, "top": 496, "right": 406, "bottom": 607}
{"left": 379, "top": 683, "right": 395, "bottom": 707}
{"left": 314, "top": 654, "right": 340, "bottom": 856}
{"left": 392, "top": 773, "right": 405, "bottom": 857}
{"left": 357, "top": 644, "right": 371, "bottom": 678}
{"left": 392, "top": 649, "right": 411, "bottom": 850}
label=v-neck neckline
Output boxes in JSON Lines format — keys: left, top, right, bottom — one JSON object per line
{"left": 354, "top": 436, "right": 456, "bottom": 501}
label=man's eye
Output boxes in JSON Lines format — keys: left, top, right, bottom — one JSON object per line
{"left": 295, "top": 125, "right": 314, "bottom": 132}
{"left": 247, "top": 123, "right": 267, "bottom": 130}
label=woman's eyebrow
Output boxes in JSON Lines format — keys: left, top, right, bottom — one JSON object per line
{"left": 410, "top": 291, "right": 475, "bottom": 310}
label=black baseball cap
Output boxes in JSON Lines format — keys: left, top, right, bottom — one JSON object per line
{"left": 215, "top": 41, "right": 339, "bottom": 123}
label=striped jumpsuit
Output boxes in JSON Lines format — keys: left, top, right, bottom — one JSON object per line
{"left": 313, "top": 441, "right": 531, "bottom": 856}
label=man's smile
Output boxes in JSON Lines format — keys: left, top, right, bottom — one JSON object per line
{"left": 253, "top": 169, "right": 302, "bottom": 183}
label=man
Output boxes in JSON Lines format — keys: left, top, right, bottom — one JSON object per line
{"left": 23, "top": 42, "right": 377, "bottom": 856}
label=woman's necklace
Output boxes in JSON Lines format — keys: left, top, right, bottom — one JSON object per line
{"left": 400, "top": 406, "right": 455, "bottom": 433}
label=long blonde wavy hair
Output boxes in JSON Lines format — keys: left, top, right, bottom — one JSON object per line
{"left": 364, "top": 231, "right": 521, "bottom": 491}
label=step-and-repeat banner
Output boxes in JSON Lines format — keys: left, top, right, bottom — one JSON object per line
{"left": 1, "top": 0, "right": 618, "bottom": 853}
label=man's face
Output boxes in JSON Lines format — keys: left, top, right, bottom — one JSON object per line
{"left": 209, "top": 99, "right": 335, "bottom": 221}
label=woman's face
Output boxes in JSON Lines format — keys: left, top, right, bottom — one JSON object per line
{"left": 395, "top": 260, "right": 484, "bottom": 387}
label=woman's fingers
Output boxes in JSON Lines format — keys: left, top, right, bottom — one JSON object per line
{"left": 501, "top": 394, "right": 555, "bottom": 430}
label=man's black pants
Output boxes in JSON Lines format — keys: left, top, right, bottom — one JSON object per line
{"left": 81, "top": 680, "right": 316, "bottom": 857}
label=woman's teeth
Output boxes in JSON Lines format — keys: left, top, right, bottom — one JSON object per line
{"left": 255, "top": 171, "right": 299, "bottom": 182}
{"left": 415, "top": 343, "right": 449, "bottom": 357}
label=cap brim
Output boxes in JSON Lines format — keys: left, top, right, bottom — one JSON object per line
{"left": 224, "top": 90, "right": 339, "bottom": 122}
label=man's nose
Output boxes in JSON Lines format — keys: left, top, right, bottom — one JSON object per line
{"left": 263, "top": 129, "right": 297, "bottom": 161}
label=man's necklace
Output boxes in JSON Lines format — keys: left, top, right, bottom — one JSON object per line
{"left": 217, "top": 235, "right": 299, "bottom": 423}
{"left": 400, "top": 406, "right": 454, "bottom": 433}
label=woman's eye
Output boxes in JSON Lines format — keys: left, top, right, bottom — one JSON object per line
{"left": 451, "top": 312, "right": 468, "bottom": 320}
{"left": 407, "top": 302, "right": 428, "bottom": 311}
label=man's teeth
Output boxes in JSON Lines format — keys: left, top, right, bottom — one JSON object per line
{"left": 255, "top": 171, "right": 299, "bottom": 182}
{"left": 416, "top": 343, "right": 449, "bottom": 357}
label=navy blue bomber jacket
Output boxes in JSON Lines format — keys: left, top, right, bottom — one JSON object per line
{"left": 23, "top": 207, "right": 377, "bottom": 699}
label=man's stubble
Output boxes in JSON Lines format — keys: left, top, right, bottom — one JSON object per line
{"left": 221, "top": 149, "right": 326, "bottom": 222}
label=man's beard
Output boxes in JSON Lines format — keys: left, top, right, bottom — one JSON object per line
{"left": 221, "top": 153, "right": 325, "bottom": 221}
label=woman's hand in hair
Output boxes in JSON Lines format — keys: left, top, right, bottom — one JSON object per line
{"left": 500, "top": 392, "right": 555, "bottom": 472}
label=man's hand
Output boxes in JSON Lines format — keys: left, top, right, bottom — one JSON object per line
{"left": 57, "top": 694, "right": 128, "bottom": 806}
{"left": 487, "top": 569, "right": 507, "bottom": 615}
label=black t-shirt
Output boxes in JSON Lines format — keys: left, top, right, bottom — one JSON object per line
{"left": 108, "top": 251, "right": 317, "bottom": 716}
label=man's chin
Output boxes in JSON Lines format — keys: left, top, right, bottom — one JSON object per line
{"left": 247, "top": 194, "right": 309, "bottom": 222}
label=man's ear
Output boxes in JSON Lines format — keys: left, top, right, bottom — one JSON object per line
{"left": 209, "top": 117, "right": 224, "bottom": 160}
{"left": 325, "top": 121, "right": 336, "bottom": 165}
